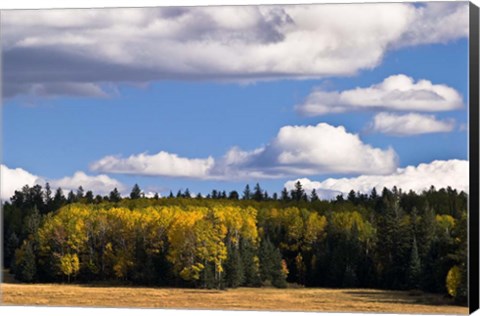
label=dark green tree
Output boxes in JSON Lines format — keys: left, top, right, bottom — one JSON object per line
{"left": 109, "top": 188, "right": 121, "bottom": 203}
{"left": 77, "top": 186, "right": 85, "bottom": 200}
{"left": 228, "top": 191, "right": 239, "bottom": 200}
{"left": 14, "top": 240, "right": 37, "bottom": 282}
{"left": 259, "top": 239, "right": 287, "bottom": 288}
{"left": 225, "top": 243, "right": 245, "bottom": 288}
{"left": 130, "top": 184, "right": 142, "bottom": 199}
{"left": 242, "top": 185, "right": 251, "bottom": 200}
{"left": 85, "top": 191, "right": 94, "bottom": 204}
{"left": 408, "top": 237, "right": 421, "bottom": 289}
{"left": 253, "top": 183, "right": 263, "bottom": 201}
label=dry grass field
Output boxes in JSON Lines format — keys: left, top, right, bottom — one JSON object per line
{"left": 0, "top": 281, "right": 468, "bottom": 314}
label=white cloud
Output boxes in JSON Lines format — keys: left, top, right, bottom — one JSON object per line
{"left": 0, "top": 164, "right": 125, "bottom": 200}
{"left": 90, "top": 151, "right": 215, "bottom": 178}
{"left": 91, "top": 123, "right": 398, "bottom": 179}
{"left": 285, "top": 159, "right": 469, "bottom": 199}
{"left": 0, "top": 164, "right": 40, "bottom": 201}
{"left": 371, "top": 112, "right": 456, "bottom": 136}
{"left": 297, "top": 74, "right": 464, "bottom": 116}
{"left": 2, "top": 2, "right": 468, "bottom": 97}
{"left": 396, "top": 2, "right": 469, "bottom": 47}
{"left": 48, "top": 171, "right": 125, "bottom": 196}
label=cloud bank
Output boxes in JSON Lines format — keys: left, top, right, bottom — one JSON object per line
{"left": 0, "top": 164, "right": 40, "bottom": 201}
{"left": 91, "top": 122, "right": 398, "bottom": 179}
{"left": 2, "top": 2, "right": 468, "bottom": 97}
{"left": 296, "top": 74, "right": 463, "bottom": 116}
{"left": 0, "top": 164, "right": 124, "bottom": 200}
{"left": 285, "top": 159, "right": 469, "bottom": 200}
{"left": 371, "top": 112, "right": 456, "bottom": 136}
{"left": 48, "top": 171, "right": 125, "bottom": 196}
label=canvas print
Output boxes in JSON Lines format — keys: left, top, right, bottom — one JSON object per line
{"left": 1, "top": 1, "right": 478, "bottom": 314}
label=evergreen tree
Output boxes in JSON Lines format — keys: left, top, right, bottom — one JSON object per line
{"left": 109, "top": 188, "right": 121, "bottom": 202}
{"left": 225, "top": 243, "right": 245, "bottom": 288}
{"left": 85, "top": 191, "right": 94, "bottom": 204}
{"left": 310, "top": 189, "right": 319, "bottom": 202}
{"left": 242, "top": 185, "right": 251, "bottom": 200}
{"left": 5, "top": 232, "right": 19, "bottom": 268}
{"left": 15, "top": 240, "right": 37, "bottom": 282}
{"left": 281, "top": 188, "right": 290, "bottom": 201}
{"left": 263, "top": 191, "right": 269, "bottom": 200}
{"left": 408, "top": 237, "right": 421, "bottom": 289}
{"left": 184, "top": 188, "right": 191, "bottom": 198}
{"left": 77, "top": 186, "right": 85, "bottom": 200}
{"left": 44, "top": 182, "right": 52, "bottom": 213}
{"left": 130, "top": 184, "right": 142, "bottom": 199}
{"left": 240, "top": 238, "right": 261, "bottom": 286}
{"left": 67, "top": 190, "right": 76, "bottom": 204}
{"left": 52, "top": 187, "right": 66, "bottom": 211}
{"left": 347, "top": 190, "right": 356, "bottom": 203}
{"left": 253, "top": 183, "right": 263, "bottom": 201}
{"left": 228, "top": 191, "right": 239, "bottom": 200}
{"left": 259, "top": 239, "right": 287, "bottom": 288}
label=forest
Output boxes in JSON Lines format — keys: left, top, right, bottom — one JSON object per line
{"left": 2, "top": 182, "right": 468, "bottom": 305}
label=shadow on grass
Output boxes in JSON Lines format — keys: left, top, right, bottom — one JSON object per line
{"left": 342, "top": 289, "right": 459, "bottom": 307}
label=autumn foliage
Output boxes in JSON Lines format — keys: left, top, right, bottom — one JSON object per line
{"left": 3, "top": 184, "right": 467, "bottom": 303}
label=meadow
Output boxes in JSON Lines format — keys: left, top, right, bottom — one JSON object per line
{"left": 0, "top": 282, "right": 468, "bottom": 314}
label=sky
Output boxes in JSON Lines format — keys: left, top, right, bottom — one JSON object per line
{"left": 0, "top": 1, "right": 471, "bottom": 200}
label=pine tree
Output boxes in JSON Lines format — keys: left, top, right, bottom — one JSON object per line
{"left": 253, "top": 183, "right": 263, "bottom": 201}
{"left": 281, "top": 188, "right": 290, "bottom": 201}
{"left": 259, "top": 239, "right": 287, "bottom": 288}
{"left": 15, "top": 240, "right": 37, "bottom": 282}
{"left": 109, "top": 188, "right": 121, "bottom": 202}
{"left": 52, "top": 187, "right": 66, "bottom": 211}
{"left": 130, "top": 184, "right": 142, "bottom": 199}
{"left": 240, "top": 238, "right": 260, "bottom": 286}
{"left": 225, "top": 243, "right": 245, "bottom": 288}
{"left": 242, "top": 185, "right": 251, "bottom": 200}
{"left": 77, "top": 186, "right": 85, "bottom": 200}
{"left": 85, "top": 191, "right": 94, "bottom": 204}
{"left": 228, "top": 191, "right": 239, "bottom": 200}
{"left": 310, "top": 189, "right": 319, "bottom": 202}
{"left": 408, "top": 237, "right": 421, "bottom": 289}
{"left": 291, "top": 181, "right": 304, "bottom": 202}
{"left": 67, "top": 190, "right": 76, "bottom": 203}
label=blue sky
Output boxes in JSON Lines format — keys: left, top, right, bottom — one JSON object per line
{"left": 1, "top": 2, "right": 471, "bottom": 199}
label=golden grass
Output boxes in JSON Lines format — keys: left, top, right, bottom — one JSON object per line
{"left": 0, "top": 282, "right": 468, "bottom": 314}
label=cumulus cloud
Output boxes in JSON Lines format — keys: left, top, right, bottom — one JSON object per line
{"left": 371, "top": 112, "right": 456, "bottom": 136}
{"left": 91, "top": 123, "right": 398, "bottom": 179}
{"left": 2, "top": 2, "right": 468, "bottom": 97}
{"left": 396, "top": 2, "right": 469, "bottom": 47}
{"left": 285, "top": 159, "right": 469, "bottom": 200}
{"left": 0, "top": 164, "right": 125, "bottom": 200}
{"left": 90, "top": 151, "right": 215, "bottom": 178}
{"left": 0, "top": 164, "right": 40, "bottom": 201}
{"left": 297, "top": 74, "right": 464, "bottom": 116}
{"left": 48, "top": 171, "right": 125, "bottom": 196}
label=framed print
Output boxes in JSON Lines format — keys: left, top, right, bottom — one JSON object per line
{"left": 1, "top": 0, "right": 479, "bottom": 315}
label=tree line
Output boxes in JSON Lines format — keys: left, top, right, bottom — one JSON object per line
{"left": 2, "top": 182, "right": 468, "bottom": 304}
